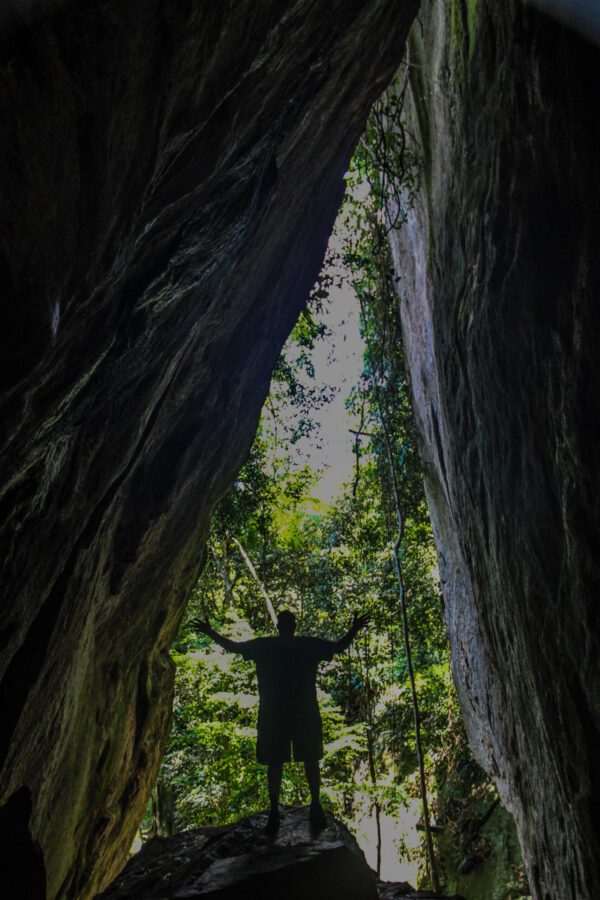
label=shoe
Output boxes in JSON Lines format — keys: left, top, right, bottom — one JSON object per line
{"left": 265, "top": 810, "right": 280, "bottom": 835}
{"left": 309, "top": 801, "right": 327, "bottom": 829}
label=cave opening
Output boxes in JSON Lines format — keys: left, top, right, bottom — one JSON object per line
{"left": 128, "top": 134, "right": 526, "bottom": 900}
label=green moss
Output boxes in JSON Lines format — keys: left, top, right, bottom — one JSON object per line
{"left": 449, "top": 0, "right": 479, "bottom": 63}
{"left": 450, "top": 0, "right": 464, "bottom": 46}
{"left": 436, "top": 801, "right": 530, "bottom": 900}
{"left": 466, "top": 0, "right": 479, "bottom": 60}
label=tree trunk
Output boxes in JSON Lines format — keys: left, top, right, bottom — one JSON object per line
{"left": 209, "top": 542, "right": 236, "bottom": 608}
{"left": 147, "top": 782, "right": 176, "bottom": 839}
{"left": 363, "top": 635, "right": 383, "bottom": 878}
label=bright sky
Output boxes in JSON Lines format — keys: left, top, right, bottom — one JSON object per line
{"left": 302, "top": 283, "right": 363, "bottom": 502}
{"left": 268, "top": 236, "right": 366, "bottom": 505}
{"left": 262, "top": 176, "right": 375, "bottom": 504}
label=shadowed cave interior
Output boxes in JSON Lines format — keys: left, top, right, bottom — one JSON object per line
{"left": 1, "top": 1, "right": 599, "bottom": 899}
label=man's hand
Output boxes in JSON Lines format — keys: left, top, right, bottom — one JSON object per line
{"left": 190, "top": 618, "right": 242, "bottom": 654}
{"left": 191, "top": 616, "right": 212, "bottom": 635}
{"left": 332, "top": 611, "right": 370, "bottom": 654}
{"left": 352, "top": 612, "right": 370, "bottom": 632}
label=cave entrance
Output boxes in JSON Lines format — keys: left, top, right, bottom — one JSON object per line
{"left": 136, "top": 119, "right": 525, "bottom": 898}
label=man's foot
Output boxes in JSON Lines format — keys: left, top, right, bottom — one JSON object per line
{"left": 309, "top": 800, "right": 327, "bottom": 829}
{"left": 265, "top": 809, "right": 280, "bottom": 836}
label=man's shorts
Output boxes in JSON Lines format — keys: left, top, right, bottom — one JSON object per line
{"left": 256, "top": 708, "right": 324, "bottom": 763}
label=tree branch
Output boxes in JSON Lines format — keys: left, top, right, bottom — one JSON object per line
{"left": 230, "top": 535, "right": 278, "bottom": 630}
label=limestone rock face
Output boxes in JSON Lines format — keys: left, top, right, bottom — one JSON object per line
{"left": 0, "top": 3, "right": 417, "bottom": 898}
{"left": 389, "top": 2, "right": 600, "bottom": 897}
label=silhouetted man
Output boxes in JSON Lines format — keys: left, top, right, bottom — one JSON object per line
{"left": 193, "top": 609, "right": 369, "bottom": 834}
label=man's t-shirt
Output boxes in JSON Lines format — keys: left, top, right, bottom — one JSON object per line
{"left": 239, "top": 636, "right": 335, "bottom": 724}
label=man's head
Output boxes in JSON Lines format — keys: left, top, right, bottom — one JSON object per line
{"left": 276, "top": 609, "right": 296, "bottom": 639}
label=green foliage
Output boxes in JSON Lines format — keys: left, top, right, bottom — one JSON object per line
{"left": 269, "top": 298, "right": 335, "bottom": 447}
{"left": 163, "top": 622, "right": 264, "bottom": 827}
{"left": 350, "top": 70, "right": 421, "bottom": 231}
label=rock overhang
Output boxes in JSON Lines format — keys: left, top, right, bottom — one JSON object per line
{"left": 0, "top": 2, "right": 418, "bottom": 898}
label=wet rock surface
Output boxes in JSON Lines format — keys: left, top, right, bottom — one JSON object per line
{"left": 96, "top": 807, "right": 463, "bottom": 900}
{"left": 0, "top": 2, "right": 417, "bottom": 898}
{"left": 390, "top": 2, "right": 600, "bottom": 897}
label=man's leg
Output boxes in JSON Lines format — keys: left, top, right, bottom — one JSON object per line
{"left": 267, "top": 762, "right": 283, "bottom": 812}
{"left": 304, "top": 760, "right": 320, "bottom": 804}
{"left": 266, "top": 762, "right": 283, "bottom": 834}
{"left": 304, "top": 760, "right": 327, "bottom": 828}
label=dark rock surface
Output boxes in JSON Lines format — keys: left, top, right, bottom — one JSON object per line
{"left": 96, "top": 807, "right": 463, "bottom": 900}
{"left": 378, "top": 886, "right": 463, "bottom": 900}
{"left": 96, "top": 807, "right": 376, "bottom": 900}
{"left": 389, "top": 2, "right": 600, "bottom": 897}
{"left": 0, "top": 786, "right": 47, "bottom": 900}
{"left": 0, "top": 2, "right": 417, "bottom": 899}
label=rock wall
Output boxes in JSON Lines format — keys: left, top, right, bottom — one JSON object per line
{"left": 0, "top": 3, "right": 417, "bottom": 898}
{"left": 389, "top": 2, "right": 600, "bottom": 897}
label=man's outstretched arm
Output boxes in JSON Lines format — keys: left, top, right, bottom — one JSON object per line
{"left": 191, "top": 617, "right": 244, "bottom": 654}
{"left": 331, "top": 612, "right": 370, "bottom": 654}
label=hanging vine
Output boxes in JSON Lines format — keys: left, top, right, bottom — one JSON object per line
{"left": 341, "top": 62, "right": 440, "bottom": 891}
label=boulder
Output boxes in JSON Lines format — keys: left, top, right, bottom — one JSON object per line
{"left": 96, "top": 808, "right": 378, "bottom": 900}
{"left": 95, "top": 807, "right": 464, "bottom": 900}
